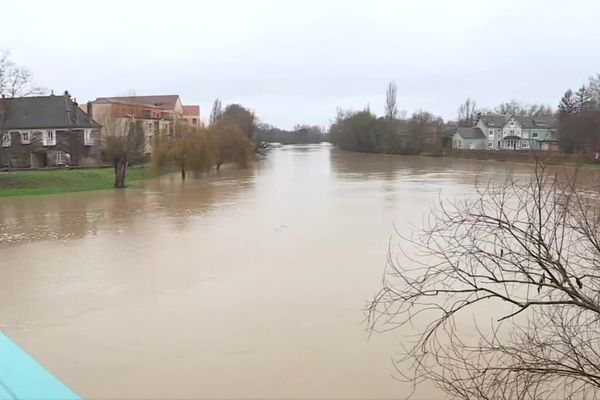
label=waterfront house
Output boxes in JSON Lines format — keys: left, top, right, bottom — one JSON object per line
{"left": 0, "top": 92, "right": 101, "bottom": 168}
{"left": 473, "top": 113, "right": 558, "bottom": 151}
{"left": 452, "top": 127, "right": 487, "bottom": 149}
{"left": 87, "top": 95, "right": 201, "bottom": 155}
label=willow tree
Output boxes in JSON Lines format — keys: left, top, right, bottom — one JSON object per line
{"left": 368, "top": 162, "right": 600, "bottom": 399}
{"left": 152, "top": 121, "right": 217, "bottom": 180}
{"left": 211, "top": 121, "right": 253, "bottom": 170}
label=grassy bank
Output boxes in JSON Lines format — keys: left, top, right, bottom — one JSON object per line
{"left": 0, "top": 167, "right": 153, "bottom": 198}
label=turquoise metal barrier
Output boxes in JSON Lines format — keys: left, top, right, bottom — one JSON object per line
{"left": 0, "top": 332, "right": 79, "bottom": 400}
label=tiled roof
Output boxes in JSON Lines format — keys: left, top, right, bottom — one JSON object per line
{"left": 182, "top": 105, "right": 200, "bottom": 116}
{"left": 92, "top": 95, "right": 180, "bottom": 110}
{"left": 0, "top": 94, "right": 100, "bottom": 130}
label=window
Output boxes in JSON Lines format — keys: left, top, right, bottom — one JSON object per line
{"left": 510, "top": 121, "right": 515, "bottom": 127}
{"left": 2, "top": 132, "right": 12, "bottom": 147}
{"left": 56, "top": 151, "right": 68, "bottom": 165}
{"left": 488, "top": 141, "right": 493, "bottom": 148}
{"left": 522, "top": 141, "right": 529, "bottom": 149}
{"left": 43, "top": 130, "right": 56, "bottom": 146}
{"left": 20, "top": 131, "right": 31, "bottom": 144}
{"left": 84, "top": 129, "right": 95, "bottom": 146}
{"left": 192, "top": 118, "right": 197, "bottom": 125}
{"left": 509, "top": 129, "right": 515, "bottom": 135}
{"left": 532, "top": 132, "right": 539, "bottom": 138}
{"left": 488, "top": 129, "right": 494, "bottom": 136}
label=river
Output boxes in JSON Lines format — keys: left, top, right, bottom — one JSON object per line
{"left": 0, "top": 144, "right": 547, "bottom": 399}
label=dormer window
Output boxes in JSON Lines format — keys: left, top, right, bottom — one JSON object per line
{"left": 509, "top": 122, "right": 515, "bottom": 127}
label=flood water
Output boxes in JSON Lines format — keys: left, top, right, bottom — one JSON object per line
{"left": 0, "top": 145, "right": 554, "bottom": 399}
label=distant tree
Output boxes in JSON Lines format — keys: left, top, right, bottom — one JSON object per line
{"left": 495, "top": 99, "right": 526, "bottom": 115}
{"left": 587, "top": 74, "right": 600, "bottom": 109}
{"left": 574, "top": 85, "right": 592, "bottom": 113}
{"left": 255, "top": 123, "right": 327, "bottom": 145}
{"left": 209, "top": 98, "right": 223, "bottom": 127}
{"left": 457, "top": 97, "right": 477, "bottom": 127}
{"left": 385, "top": 81, "right": 398, "bottom": 120}
{"left": 220, "top": 104, "right": 256, "bottom": 140}
{"left": 409, "top": 110, "right": 445, "bottom": 154}
{"left": 329, "top": 109, "right": 379, "bottom": 152}
{"left": 558, "top": 89, "right": 576, "bottom": 116}
{"left": 212, "top": 121, "right": 253, "bottom": 170}
{"left": 0, "top": 50, "right": 44, "bottom": 98}
{"left": 526, "top": 103, "right": 554, "bottom": 117}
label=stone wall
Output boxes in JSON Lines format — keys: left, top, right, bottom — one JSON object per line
{"left": 4, "top": 130, "right": 101, "bottom": 168}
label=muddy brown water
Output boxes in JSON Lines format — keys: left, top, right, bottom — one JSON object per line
{"left": 0, "top": 144, "right": 585, "bottom": 399}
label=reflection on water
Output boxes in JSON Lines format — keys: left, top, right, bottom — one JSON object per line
{"left": 0, "top": 144, "right": 565, "bottom": 399}
{"left": 0, "top": 168, "right": 257, "bottom": 248}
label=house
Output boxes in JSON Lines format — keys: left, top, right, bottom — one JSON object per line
{"left": 474, "top": 113, "right": 558, "bottom": 151}
{"left": 182, "top": 105, "right": 200, "bottom": 126}
{"left": 452, "top": 127, "right": 487, "bottom": 150}
{"left": 0, "top": 92, "right": 101, "bottom": 168}
{"left": 87, "top": 95, "right": 200, "bottom": 155}
{"left": 474, "top": 114, "right": 507, "bottom": 150}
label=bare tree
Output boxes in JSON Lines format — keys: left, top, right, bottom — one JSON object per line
{"left": 457, "top": 97, "right": 477, "bottom": 127}
{"left": 368, "top": 161, "right": 600, "bottom": 399}
{"left": 525, "top": 103, "right": 553, "bottom": 117}
{"left": 209, "top": 98, "right": 223, "bottom": 127}
{"left": 0, "top": 50, "right": 44, "bottom": 97}
{"left": 385, "top": 81, "right": 398, "bottom": 120}
{"left": 100, "top": 116, "right": 145, "bottom": 188}
{"left": 495, "top": 100, "right": 526, "bottom": 116}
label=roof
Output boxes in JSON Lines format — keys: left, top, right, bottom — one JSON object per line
{"left": 514, "top": 115, "right": 557, "bottom": 129}
{"left": 92, "top": 95, "right": 181, "bottom": 110}
{"left": 0, "top": 94, "right": 100, "bottom": 130}
{"left": 455, "top": 127, "right": 485, "bottom": 139}
{"left": 478, "top": 114, "right": 509, "bottom": 127}
{"left": 182, "top": 105, "right": 200, "bottom": 116}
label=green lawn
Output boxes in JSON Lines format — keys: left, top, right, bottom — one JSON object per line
{"left": 0, "top": 167, "right": 154, "bottom": 198}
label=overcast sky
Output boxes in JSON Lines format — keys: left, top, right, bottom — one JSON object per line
{"left": 2, "top": 0, "right": 600, "bottom": 129}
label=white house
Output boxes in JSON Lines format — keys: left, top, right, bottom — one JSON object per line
{"left": 473, "top": 114, "right": 558, "bottom": 151}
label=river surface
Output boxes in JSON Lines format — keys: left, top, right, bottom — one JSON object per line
{"left": 0, "top": 145, "right": 558, "bottom": 399}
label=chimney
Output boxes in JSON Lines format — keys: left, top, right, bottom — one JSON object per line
{"left": 87, "top": 101, "right": 93, "bottom": 120}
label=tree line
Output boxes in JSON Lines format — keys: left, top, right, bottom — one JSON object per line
{"left": 557, "top": 75, "right": 600, "bottom": 153}
{"left": 329, "top": 82, "right": 449, "bottom": 155}
{"left": 255, "top": 124, "right": 327, "bottom": 145}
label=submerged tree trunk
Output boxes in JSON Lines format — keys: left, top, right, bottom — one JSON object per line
{"left": 113, "top": 155, "right": 128, "bottom": 188}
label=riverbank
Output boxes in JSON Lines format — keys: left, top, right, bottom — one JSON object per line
{"left": 443, "top": 149, "right": 600, "bottom": 166}
{"left": 0, "top": 167, "right": 152, "bottom": 198}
